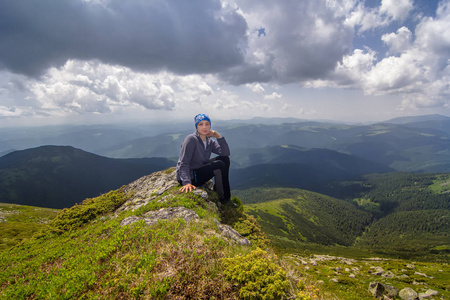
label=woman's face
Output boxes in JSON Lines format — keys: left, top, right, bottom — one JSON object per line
{"left": 197, "top": 120, "right": 211, "bottom": 135}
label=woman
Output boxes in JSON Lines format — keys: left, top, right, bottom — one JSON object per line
{"left": 176, "top": 114, "right": 234, "bottom": 206}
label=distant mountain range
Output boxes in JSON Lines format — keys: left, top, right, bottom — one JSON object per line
{"left": 0, "top": 114, "right": 449, "bottom": 209}
{"left": 0, "top": 146, "right": 173, "bottom": 208}
{"left": 95, "top": 114, "right": 450, "bottom": 173}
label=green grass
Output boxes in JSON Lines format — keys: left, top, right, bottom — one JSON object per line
{"left": 429, "top": 174, "right": 450, "bottom": 194}
{"left": 0, "top": 185, "right": 281, "bottom": 299}
{"left": 1, "top": 174, "right": 449, "bottom": 299}
{"left": 0, "top": 203, "right": 60, "bottom": 250}
{"left": 243, "top": 189, "right": 373, "bottom": 247}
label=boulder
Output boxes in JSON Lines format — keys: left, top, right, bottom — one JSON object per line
{"left": 382, "top": 270, "right": 395, "bottom": 278}
{"left": 371, "top": 266, "right": 385, "bottom": 276}
{"left": 419, "top": 289, "right": 438, "bottom": 299}
{"left": 369, "top": 282, "right": 385, "bottom": 298}
{"left": 399, "top": 287, "right": 418, "bottom": 300}
{"left": 368, "top": 282, "right": 398, "bottom": 299}
{"left": 217, "top": 223, "right": 251, "bottom": 246}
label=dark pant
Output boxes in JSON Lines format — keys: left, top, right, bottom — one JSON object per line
{"left": 190, "top": 156, "right": 231, "bottom": 202}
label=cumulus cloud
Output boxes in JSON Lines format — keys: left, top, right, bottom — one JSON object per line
{"left": 381, "top": 27, "right": 412, "bottom": 55}
{"left": 246, "top": 83, "right": 265, "bottom": 95}
{"left": 345, "top": 2, "right": 388, "bottom": 32}
{"left": 264, "top": 92, "right": 282, "bottom": 100}
{"left": 29, "top": 60, "right": 177, "bottom": 114}
{"left": 309, "top": 0, "right": 450, "bottom": 110}
{"left": 380, "top": 0, "right": 414, "bottom": 21}
{"left": 0, "top": 60, "right": 220, "bottom": 117}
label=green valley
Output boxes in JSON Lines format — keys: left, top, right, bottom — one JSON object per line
{"left": 234, "top": 172, "right": 450, "bottom": 262}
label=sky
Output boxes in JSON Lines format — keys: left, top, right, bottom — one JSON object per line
{"left": 0, "top": 0, "right": 449, "bottom": 126}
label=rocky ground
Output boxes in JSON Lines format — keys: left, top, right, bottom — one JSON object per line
{"left": 285, "top": 254, "right": 448, "bottom": 299}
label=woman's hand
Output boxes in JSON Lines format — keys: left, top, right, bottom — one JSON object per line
{"left": 207, "top": 130, "right": 222, "bottom": 138}
{"left": 180, "top": 184, "right": 196, "bottom": 193}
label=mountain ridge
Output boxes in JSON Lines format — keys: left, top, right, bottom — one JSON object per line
{"left": 0, "top": 145, "right": 173, "bottom": 208}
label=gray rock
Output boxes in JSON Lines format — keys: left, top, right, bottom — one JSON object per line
{"left": 371, "top": 266, "right": 385, "bottom": 275}
{"left": 382, "top": 270, "right": 395, "bottom": 278}
{"left": 120, "top": 206, "right": 199, "bottom": 227}
{"left": 368, "top": 282, "right": 398, "bottom": 299}
{"left": 399, "top": 287, "right": 419, "bottom": 300}
{"left": 143, "top": 206, "right": 199, "bottom": 224}
{"left": 384, "top": 285, "right": 399, "bottom": 298}
{"left": 414, "top": 272, "right": 433, "bottom": 279}
{"left": 120, "top": 215, "right": 141, "bottom": 226}
{"left": 369, "top": 282, "right": 385, "bottom": 298}
{"left": 419, "top": 289, "right": 438, "bottom": 299}
{"left": 116, "top": 168, "right": 214, "bottom": 213}
{"left": 217, "top": 223, "right": 251, "bottom": 246}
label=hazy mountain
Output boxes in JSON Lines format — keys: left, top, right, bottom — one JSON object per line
{"left": 95, "top": 115, "right": 450, "bottom": 172}
{"left": 229, "top": 145, "right": 392, "bottom": 191}
{"left": 0, "top": 146, "right": 173, "bottom": 208}
{"left": 0, "top": 122, "right": 192, "bottom": 155}
{"left": 97, "top": 130, "right": 191, "bottom": 158}
{"left": 383, "top": 114, "right": 450, "bottom": 124}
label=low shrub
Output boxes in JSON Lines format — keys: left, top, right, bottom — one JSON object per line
{"left": 221, "top": 248, "right": 290, "bottom": 299}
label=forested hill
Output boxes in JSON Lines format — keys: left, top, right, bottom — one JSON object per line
{"left": 0, "top": 146, "right": 173, "bottom": 208}
{"left": 321, "top": 172, "right": 450, "bottom": 216}
{"left": 235, "top": 172, "right": 450, "bottom": 259}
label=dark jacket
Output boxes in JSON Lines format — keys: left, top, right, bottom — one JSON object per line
{"left": 176, "top": 131, "right": 230, "bottom": 185}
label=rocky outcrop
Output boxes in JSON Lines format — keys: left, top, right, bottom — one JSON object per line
{"left": 116, "top": 168, "right": 181, "bottom": 213}
{"left": 116, "top": 168, "right": 250, "bottom": 246}
{"left": 120, "top": 206, "right": 199, "bottom": 227}
{"left": 116, "top": 167, "right": 213, "bottom": 214}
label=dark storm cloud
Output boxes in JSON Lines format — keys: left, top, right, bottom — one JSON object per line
{"left": 0, "top": 0, "right": 248, "bottom": 77}
{"left": 220, "top": 0, "right": 354, "bottom": 85}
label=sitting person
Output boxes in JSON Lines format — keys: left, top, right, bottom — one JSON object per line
{"left": 176, "top": 113, "right": 234, "bottom": 206}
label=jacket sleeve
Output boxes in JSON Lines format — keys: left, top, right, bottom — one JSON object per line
{"left": 212, "top": 136, "right": 230, "bottom": 156}
{"left": 178, "top": 136, "right": 196, "bottom": 185}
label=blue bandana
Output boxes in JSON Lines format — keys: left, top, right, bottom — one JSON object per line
{"left": 194, "top": 114, "right": 211, "bottom": 128}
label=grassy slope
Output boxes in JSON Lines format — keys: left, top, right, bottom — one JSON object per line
{"left": 1, "top": 184, "right": 448, "bottom": 299}
{"left": 0, "top": 203, "right": 60, "bottom": 251}
{"left": 0, "top": 186, "right": 296, "bottom": 299}
{"left": 241, "top": 188, "right": 373, "bottom": 248}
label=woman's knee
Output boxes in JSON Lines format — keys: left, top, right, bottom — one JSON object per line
{"left": 212, "top": 160, "right": 226, "bottom": 170}
{"left": 215, "top": 156, "right": 230, "bottom": 167}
